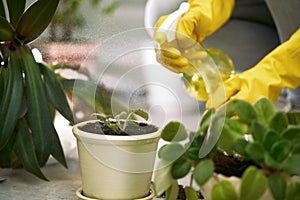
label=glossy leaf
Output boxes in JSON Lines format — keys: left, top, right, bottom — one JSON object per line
{"left": 40, "top": 63, "right": 74, "bottom": 124}
{"left": 240, "top": 166, "right": 268, "bottom": 200}
{"left": 158, "top": 143, "right": 185, "bottom": 161}
{"left": 211, "top": 180, "right": 238, "bottom": 200}
{"left": 245, "top": 142, "right": 265, "bottom": 164}
{"left": 199, "top": 114, "right": 225, "bottom": 158}
{"left": 232, "top": 99, "right": 257, "bottom": 124}
{"left": 0, "top": 16, "right": 15, "bottom": 41}
{"left": 161, "top": 121, "right": 187, "bottom": 142}
{"left": 165, "top": 180, "right": 179, "bottom": 200}
{"left": 268, "top": 174, "right": 287, "bottom": 200}
{"left": 269, "top": 111, "right": 288, "bottom": 133}
{"left": 153, "top": 160, "right": 173, "bottom": 196}
{"left": 254, "top": 97, "right": 275, "bottom": 124}
{"left": 251, "top": 121, "right": 267, "bottom": 142}
{"left": 49, "top": 125, "right": 67, "bottom": 168}
{"left": 281, "top": 126, "right": 300, "bottom": 144}
{"left": 16, "top": 0, "right": 59, "bottom": 43}
{"left": 270, "top": 140, "right": 292, "bottom": 162}
{"left": 218, "top": 118, "right": 247, "bottom": 151}
{"left": 233, "top": 138, "right": 249, "bottom": 158}
{"left": 20, "top": 46, "right": 53, "bottom": 165}
{"left": 263, "top": 130, "right": 280, "bottom": 151}
{"left": 0, "top": 49, "right": 24, "bottom": 149}
{"left": 286, "top": 182, "right": 300, "bottom": 200}
{"left": 194, "top": 159, "right": 214, "bottom": 186}
{"left": 264, "top": 153, "right": 281, "bottom": 170}
{"left": 171, "top": 157, "right": 192, "bottom": 179}
{"left": 0, "top": 1, "right": 5, "bottom": 18}
{"left": 186, "top": 147, "right": 200, "bottom": 161}
{"left": 286, "top": 112, "right": 300, "bottom": 125}
{"left": 133, "top": 109, "right": 148, "bottom": 120}
{"left": 282, "top": 154, "right": 300, "bottom": 175}
{"left": 7, "top": 0, "right": 26, "bottom": 27}
{"left": 185, "top": 186, "right": 199, "bottom": 200}
{"left": 199, "top": 107, "right": 215, "bottom": 132}
{"left": 13, "top": 118, "right": 48, "bottom": 180}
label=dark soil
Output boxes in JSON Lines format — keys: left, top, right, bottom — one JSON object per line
{"left": 78, "top": 120, "right": 158, "bottom": 136}
{"left": 212, "top": 154, "right": 257, "bottom": 177}
{"left": 158, "top": 185, "right": 204, "bottom": 200}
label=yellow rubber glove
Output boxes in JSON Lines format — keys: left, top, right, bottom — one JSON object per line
{"left": 206, "top": 28, "right": 300, "bottom": 108}
{"left": 154, "top": 0, "right": 235, "bottom": 73}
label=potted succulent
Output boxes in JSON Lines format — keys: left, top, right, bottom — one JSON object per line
{"left": 72, "top": 110, "right": 161, "bottom": 200}
{"left": 154, "top": 97, "right": 300, "bottom": 200}
{"left": 0, "top": 0, "right": 75, "bottom": 180}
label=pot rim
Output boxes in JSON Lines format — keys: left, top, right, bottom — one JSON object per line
{"left": 73, "top": 120, "right": 161, "bottom": 141}
{"left": 75, "top": 187, "right": 155, "bottom": 200}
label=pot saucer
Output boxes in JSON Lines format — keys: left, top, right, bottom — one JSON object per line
{"left": 76, "top": 187, "right": 155, "bottom": 200}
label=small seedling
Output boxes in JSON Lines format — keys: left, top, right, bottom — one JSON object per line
{"left": 92, "top": 109, "right": 149, "bottom": 134}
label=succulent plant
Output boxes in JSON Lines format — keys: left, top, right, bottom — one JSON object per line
{"left": 154, "top": 97, "right": 300, "bottom": 200}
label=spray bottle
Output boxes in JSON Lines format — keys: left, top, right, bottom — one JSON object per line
{"left": 153, "top": 2, "right": 235, "bottom": 101}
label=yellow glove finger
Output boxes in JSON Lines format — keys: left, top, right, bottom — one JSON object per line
{"left": 155, "top": 47, "right": 189, "bottom": 73}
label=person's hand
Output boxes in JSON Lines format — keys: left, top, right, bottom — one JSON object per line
{"left": 177, "top": 0, "right": 234, "bottom": 49}
{"left": 206, "top": 28, "right": 300, "bottom": 108}
{"left": 154, "top": 0, "right": 235, "bottom": 73}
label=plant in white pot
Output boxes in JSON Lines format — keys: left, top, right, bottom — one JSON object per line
{"left": 72, "top": 110, "right": 161, "bottom": 200}
{"left": 154, "top": 97, "right": 300, "bottom": 200}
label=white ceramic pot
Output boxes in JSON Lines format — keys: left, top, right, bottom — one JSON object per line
{"left": 73, "top": 120, "right": 161, "bottom": 200}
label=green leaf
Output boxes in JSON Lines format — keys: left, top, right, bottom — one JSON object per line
{"left": 211, "top": 180, "right": 238, "bottom": 200}
{"left": 199, "top": 107, "right": 215, "bottom": 132}
{"left": 286, "top": 112, "right": 300, "bottom": 125}
{"left": 245, "top": 142, "right": 265, "bottom": 164}
{"left": 49, "top": 126, "right": 67, "bottom": 168}
{"left": 0, "top": 1, "right": 6, "bottom": 18}
{"left": 263, "top": 130, "right": 280, "bottom": 151}
{"left": 20, "top": 46, "right": 53, "bottom": 165}
{"left": 254, "top": 97, "right": 275, "bottom": 124}
{"left": 233, "top": 138, "right": 249, "bottom": 158}
{"left": 199, "top": 114, "right": 225, "bottom": 158}
{"left": 270, "top": 140, "right": 292, "bottom": 162}
{"left": 171, "top": 157, "right": 192, "bottom": 179}
{"left": 158, "top": 143, "right": 185, "bottom": 161}
{"left": 269, "top": 111, "right": 288, "bottom": 133}
{"left": 161, "top": 121, "right": 188, "bottom": 142}
{"left": 16, "top": 0, "right": 59, "bottom": 43}
{"left": 7, "top": 0, "right": 26, "bottom": 27}
{"left": 13, "top": 118, "right": 48, "bottom": 181}
{"left": 194, "top": 159, "right": 214, "bottom": 186}
{"left": 153, "top": 160, "right": 173, "bottom": 196}
{"left": 186, "top": 147, "right": 200, "bottom": 161}
{"left": 251, "top": 121, "right": 267, "bottom": 142}
{"left": 281, "top": 126, "right": 300, "bottom": 144}
{"left": 232, "top": 99, "right": 257, "bottom": 124}
{"left": 268, "top": 174, "right": 287, "bottom": 200}
{"left": 185, "top": 186, "right": 199, "bottom": 200}
{"left": 264, "top": 153, "right": 281, "bottom": 170}
{"left": 40, "top": 63, "right": 74, "bottom": 124}
{"left": 286, "top": 182, "right": 300, "bottom": 200}
{"left": 0, "top": 49, "right": 24, "bottom": 149}
{"left": 240, "top": 166, "right": 268, "bottom": 200}
{"left": 165, "top": 180, "right": 179, "bottom": 200}
{"left": 132, "top": 109, "right": 148, "bottom": 120}
{"left": 218, "top": 118, "right": 247, "bottom": 151}
{"left": 0, "top": 16, "right": 15, "bottom": 41}
{"left": 282, "top": 154, "right": 300, "bottom": 175}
